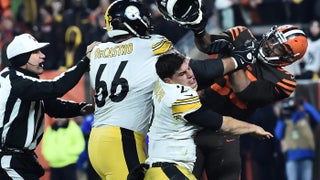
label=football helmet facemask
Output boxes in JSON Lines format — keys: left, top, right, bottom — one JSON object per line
{"left": 156, "top": 0, "right": 203, "bottom": 25}
{"left": 258, "top": 25, "right": 308, "bottom": 67}
{"left": 104, "top": 0, "right": 151, "bottom": 38}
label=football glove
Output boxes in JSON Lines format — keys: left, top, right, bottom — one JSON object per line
{"left": 208, "top": 39, "right": 234, "bottom": 55}
{"left": 231, "top": 43, "right": 257, "bottom": 69}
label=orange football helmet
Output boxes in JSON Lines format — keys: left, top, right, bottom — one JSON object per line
{"left": 258, "top": 25, "right": 308, "bottom": 67}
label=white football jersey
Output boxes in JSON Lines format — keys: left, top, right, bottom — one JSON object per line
{"left": 303, "top": 38, "right": 320, "bottom": 72}
{"left": 89, "top": 35, "right": 172, "bottom": 136}
{"left": 146, "top": 80, "right": 202, "bottom": 171}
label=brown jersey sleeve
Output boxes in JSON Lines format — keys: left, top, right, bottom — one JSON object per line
{"left": 236, "top": 62, "right": 296, "bottom": 106}
{"left": 225, "top": 26, "right": 256, "bottom": 48}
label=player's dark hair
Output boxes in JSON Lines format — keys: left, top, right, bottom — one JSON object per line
{"left": 10, "top": 52, "right": 32, "bottom": 67}
{"left": 156, "top": 52, "right": 185, "bottom": 80}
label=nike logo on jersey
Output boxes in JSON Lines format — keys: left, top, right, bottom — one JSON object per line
{"left": 184, "top": 94, "right": 193, "bottom": 97}
{"left": 180, "top": 86, "right": 188, "bottom": 93}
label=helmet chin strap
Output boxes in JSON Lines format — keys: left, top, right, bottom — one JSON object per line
{"left": 123, "top": 22, "right": 139, "bottom": 37}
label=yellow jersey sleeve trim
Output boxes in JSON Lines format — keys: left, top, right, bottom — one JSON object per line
{"left": 172, "top": 96, "right": 201, "bottom": 115}
{"left": 152, "top": 38, "right": 173, "bottom": 55}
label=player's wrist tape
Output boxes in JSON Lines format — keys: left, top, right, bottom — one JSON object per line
{"left": 231, "top": 57, "right": 238, "bottom": 69}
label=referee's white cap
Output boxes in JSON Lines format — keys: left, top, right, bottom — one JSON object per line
{"left": 6, "top": 33, "right": 50, "bottom": 59}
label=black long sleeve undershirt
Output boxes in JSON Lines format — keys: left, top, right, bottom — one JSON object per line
{"left": 185, "top": 106, "right": 223, "bottom": 130}
{"left": 189, "top": 58, "right": 224, "bottom": 90}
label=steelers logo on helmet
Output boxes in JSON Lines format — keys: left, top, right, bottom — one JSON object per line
{"left": 258, "top": 24, "right": 308, "bottom": 67}
{"left": 104, "top": 0, "right": 151, "bottom": 38}
{"left": 125, "top": 5, "right": 140, "bottom": 20}
{"left": 156, "top": 0, "right": 203, "bottom": 25}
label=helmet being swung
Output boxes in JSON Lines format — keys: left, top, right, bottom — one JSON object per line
{"left": 258, "top": 25, "right": 308, "bottom": 67}
{"left": 104, "top": 0, "right": 151, "bottom": 38}
{"left": 156, "top": 0, "right": 203, "bottom": 25}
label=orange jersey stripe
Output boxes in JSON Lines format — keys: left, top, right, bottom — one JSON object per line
{"left": 277, "top": 81, "right": 296, "bottom": 92}
{"left": 245, "top": 70, "right": 257, "bottom": 81}
{"left": 210, "top": 83, "right": 230, "bottom": 96}
{"left": 229, "top": 93, "right": 247, "bottom": 109}
{"left": 282, "top": 78, "right": 297, "bottom": 87}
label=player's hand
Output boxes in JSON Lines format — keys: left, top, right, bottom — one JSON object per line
{"left": 250, "top": 126, "right": 274, "bottom": 140}
{"left": 208, "top": 39, "right": 234, "bottom": 55}
{"left": 86, "top": 41, "right": 101, "bottom": 58}
{"left": 231, "top": 49, "right": 256, "bottom": 66}
{"left": 231, "top": 41, "right": 257, "bottom": 68}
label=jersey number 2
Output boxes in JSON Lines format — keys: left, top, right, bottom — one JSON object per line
{"left": 95, "top": 61, "right": 129, "bottom": 107}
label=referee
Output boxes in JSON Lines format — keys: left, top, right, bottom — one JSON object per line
{"left": 0, "top": 33, "right": 97, "bottom": 179}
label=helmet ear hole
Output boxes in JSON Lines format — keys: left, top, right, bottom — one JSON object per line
{"left": 112, "top": 18, "right": 124, "bottom": 28}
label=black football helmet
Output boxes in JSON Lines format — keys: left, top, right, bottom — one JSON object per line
{"left": 156, "top": 0, "right": 203, "bottom": 25}
{"left": 258, "top": 25, "right": 308, "bottom": 67}
{"left": 104, "top": 0, "right": 151, "bottom": 38}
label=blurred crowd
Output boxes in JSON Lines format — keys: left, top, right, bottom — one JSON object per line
{"left": 0, "top": 0, "right": 189, "bottom": 71}
{"left": 1, "top": 0, "right": 320, "bottom": 72}
{"left": 0, "top": 0, "right": 110, "bottom": 70}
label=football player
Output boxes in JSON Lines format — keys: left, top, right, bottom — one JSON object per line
{"left": 144, "top": 52, "right": 273, "bottom": 179}
{"left": 87, "top": 0, "right": 257, "bottom": 179}
{"left": 155, "top": 0, "right": 308, "bottom": 179}
{"left": 87, "top": 0, "right": 172, "bottom": 179}
{"left": 194, "top": 25, "right": 307, "bottom": 180}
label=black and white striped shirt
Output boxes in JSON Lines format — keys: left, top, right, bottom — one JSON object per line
{"left": 0, "top": 57, "right": 89, "bottom": 151}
